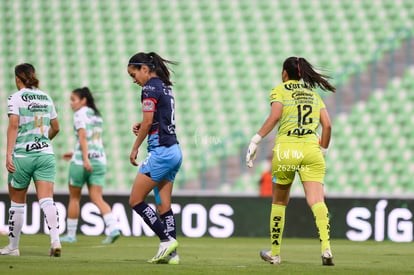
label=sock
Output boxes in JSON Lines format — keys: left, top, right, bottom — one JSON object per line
{"left": 311, "top": 202, "right": 331, "bottom": 254}
{"left": 39, "top": 198, "right": 60, "bottom": 244}
{"left": 132, "top": 202, "right": 170, "bottom": 241}
{"left": 66, "top": 218, "right": 78, "bottom": 238}
{"left": 8, "top": 201, "right": 25, "bottom": 249}
{"left": 103, "top": 213, "right": 117, "bottom": 233}
{"left": 160, "top": 209, "right": 176, "bottom": 239}
{"left": 160, "top": 209, "right": 177, "bottom": 256}
{"left": 270, "top": 204, "right": 286, "bottom": 256}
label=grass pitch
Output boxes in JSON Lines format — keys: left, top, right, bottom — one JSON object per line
{"left": 0, "top": 235, "right": 413, "bottom": 274}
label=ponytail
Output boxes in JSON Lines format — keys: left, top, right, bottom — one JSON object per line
{"left": 15, "top": 63, "right": 40, "bottom": 88}
{"left": 283, "top": 57, "right": 336, "bottom": 93}
{"left": 72, "top": 87, "right": 101, "bottom": 116}
{"left": 128, "top": 52, "right": 177, "bottom": 86}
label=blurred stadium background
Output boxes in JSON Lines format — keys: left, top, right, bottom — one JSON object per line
{"left": 0, "top": 0, "right": 413, "bottom": 196}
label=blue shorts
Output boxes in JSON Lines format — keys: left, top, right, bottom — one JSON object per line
{"left": 139, "top": 144, "right": 182, "bottom": 183}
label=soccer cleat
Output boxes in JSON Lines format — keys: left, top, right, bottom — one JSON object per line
{"left": 60, "top": 235, "right": 77, "bottom": 243}
{"left": 260, "top": 250, "right": 281, "bottom": 264}
{"left": 49, "top": 240, "right": 62, "bottom": 257}
{"left": 148, "top": 239, "right": 179, "bottom": 263}
{"left": 157, "top": 252, "right": 180, "bottom": 265}
{"left": 321, "top": 249, "right": 334, "bottom": 266}
{"left": 0, "top": 245, "right": 20, "bottom": 256}
{"left": 102, "top": 229, "right": 121, "bottom": 244}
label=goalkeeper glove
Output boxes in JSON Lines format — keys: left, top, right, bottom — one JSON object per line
{"left": 320, "top": 146, "right": 328, "bottom": 156}
{"left": 246, "top": 134, "right": 262, "bottom": 168}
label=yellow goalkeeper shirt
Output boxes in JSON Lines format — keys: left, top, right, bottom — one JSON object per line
{"left": 269, "top": 80, "right": 326, "bottom": 144}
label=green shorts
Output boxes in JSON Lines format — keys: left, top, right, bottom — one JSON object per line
{"left": 68, "top": 162, "right": 106, "bottom": 188}
{"left": 272, "top": 142, "right": 326, "bottom": 184}
{"left": 8, "top": 154, "right": 56, "bottom": 189}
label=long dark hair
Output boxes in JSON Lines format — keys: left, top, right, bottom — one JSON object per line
{"left": 15, "top": 63, "right": 39, "bottom": 88}
{"left": 283, "top": 57, "right": 336, "bottom": 93}
{"left": 128, "top": 52, "right": 177, "bottom": 86}
{"left": 72, "top": 87, "right": 101, "bottom": 116}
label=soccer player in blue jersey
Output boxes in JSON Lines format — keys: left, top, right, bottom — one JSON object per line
{"left": 127, "top": 52, "right": 182, "bottom": 264}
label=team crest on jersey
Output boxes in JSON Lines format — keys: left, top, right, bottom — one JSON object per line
{"left": 142, "top": 99, "right": 156, "bottom": 112}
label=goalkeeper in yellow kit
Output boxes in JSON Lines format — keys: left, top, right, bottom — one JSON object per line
{"left": 246, "top": 57, "right": 335, "bottom": 266}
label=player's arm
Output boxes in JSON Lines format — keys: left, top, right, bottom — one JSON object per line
{"left": 48, "top": 118, "right": 60, "bottom": 140}
{"left": 78, "top": 128, "right": 92, "bottom": 171}
{"left": 257, "top": 102, "right": 283, "bottom": 138}
{"left": 246, "top": 102, "right": 282, "bottom": 168}
{"left": 132, "top": 122, "right": 141, "bottom": 136}
{"left": 48, "top": 102, "right": 59, "bottom": 140}
{"left": 130, "top": 111, "right": 153, "bottom": 166}
{"left": 319, "top": 108, "right": 331, "bottom": 150}
{"left": 6, "top": 114, "right": 19, "bottom": 173}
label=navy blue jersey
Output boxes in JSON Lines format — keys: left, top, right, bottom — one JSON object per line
{"left": 141, "top": 77, "right": 178, "bottom": 149}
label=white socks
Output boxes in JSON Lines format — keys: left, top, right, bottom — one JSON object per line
{"left": 39, "top": 198, "right": 60, "bottom": 244}
{"left": 103, "top": 213, "right": 117, "bottom": 233}
{"left": 8, "top": 201, "right": 25, "bottom": 249}
{"left": 66, "top": 218, "right": 78, "bottom": 238}
{"left": 65, "top": 213, "right": 116, "bottom": 237}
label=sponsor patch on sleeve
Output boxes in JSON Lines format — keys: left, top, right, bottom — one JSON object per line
{"left": 7, "top": 95, "right": 19, "bottom": 115}
{"left": 142, "top": 99, "right": 156, "bottom": 112}
{"left": 8, "top": 104, "right": 14, "bottom": 114}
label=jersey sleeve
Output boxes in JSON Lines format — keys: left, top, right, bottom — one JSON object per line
{"left": 319, "top": 96, "right": 326, "bottom": 109}
{"left": 141, "top": 83, "right": 159, "bottom": 112}
{"left": 49, "top": 100, "right": 58, "bottom": 120}
{"left": 73, "top": 109, "right": 87, "bottom": 130}
{"left": 7, "top": 94, "right": 20, "bottom": 116}
{"left": 142, "top": 98, "right": 157, "bottom": 112}
{"left": 269, "top": 85, "right": 284, "bottom": 105}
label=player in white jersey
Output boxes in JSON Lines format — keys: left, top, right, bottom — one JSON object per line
{"left": 60, "top": 87, "right": 120, "bottom": 244}
{"left": 0, "top": 63, "right": 61, "bottom": 257}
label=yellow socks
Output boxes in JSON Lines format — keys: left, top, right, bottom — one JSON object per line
{"left": 270, "top": 204, "right": 286, "bottom": 256}
{"left": 311, "top": 202, "right": 331, "bottom": 254}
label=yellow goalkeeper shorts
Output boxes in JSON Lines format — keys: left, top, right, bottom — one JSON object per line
{"left": 271, "top": 142, "right": 326, "bottom": 184}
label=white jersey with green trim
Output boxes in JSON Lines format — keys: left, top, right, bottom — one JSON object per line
{"left": 71, "top": 106, "right": 106, "bottom": 165}
{"left": 7, "top": 88, "right": 57, "bottom": 157}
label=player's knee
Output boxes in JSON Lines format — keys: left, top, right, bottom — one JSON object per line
{"left": 129, "top": 195, "right": 143, "bottom": 208}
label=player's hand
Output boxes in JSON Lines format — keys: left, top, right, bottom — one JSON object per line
{"left": 132, "top": 123, "right": 141, "bottom": 136}
{"left": 6, "top": 155, "right": 16, "bottom": 173}
{"left": 320, "top": 146, "right": 328, "bottom": 157}
{"left": 83, "top": 158, "right": 93, "bottom": 172}
{"left": 130, "top": 149, "right": 139, "bottom": 166}
{"left": 246, "top": 134, "right": 262, "bottom": 168}
{"left": 62, "top": 151, "right": 73, "bottom": 161}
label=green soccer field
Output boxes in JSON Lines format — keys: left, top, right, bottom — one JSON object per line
{"left": 0, "top": 235, "right": 413, "bottom": 274}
